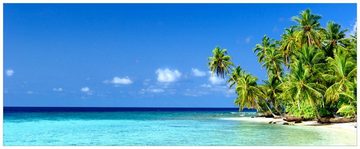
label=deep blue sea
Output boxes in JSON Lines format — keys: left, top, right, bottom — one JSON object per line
{"left": 3, "top": 107, "right": 356, "bottom": 146}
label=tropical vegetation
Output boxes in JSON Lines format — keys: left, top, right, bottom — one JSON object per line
{"left": 208, "top": 9, "right": 357, "bottom": 122}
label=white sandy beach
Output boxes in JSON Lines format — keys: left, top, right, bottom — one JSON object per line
{"left": 220, "top": 117, "right": 357, "bottom": 133}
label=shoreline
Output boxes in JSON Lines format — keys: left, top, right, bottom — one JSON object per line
{"left": 220, "top": 117, "right": 357, "bottom": 132}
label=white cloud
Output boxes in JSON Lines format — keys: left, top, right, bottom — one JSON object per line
{"left": 148, "top": 88, "right": 165, "bottom": 93}
{"left": 140, "top": 88, "right": 165, "bottom": 94}
{"left": 150, "top": 89, "right": 164, "bottom": 93}
{"left": 81, "top": 87, "right": 92, "bottom": 95}
{"left": 156, "top": 68, "right": 181, "bottom": 83}
{"left": 53, "top": 88, "right": 63, "bottom": 92}
{"left": 192, "top": 68, "right": 206, "bottom": 77}
{"left": 208, "top": 72, "right": 225, "bottom": 85}
{"left": 6, "top": 69, "right": 14, "bottom": 77}
{"left": 104, "top": 76, "right": 133, "bottom": 85}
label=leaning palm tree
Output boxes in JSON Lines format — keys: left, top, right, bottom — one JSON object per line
{"left": 260, "top": 76, "right": 283, "bottom": 115}
{"left": 227, "top": 66, "right": 244, "bottom": 88}
{"left": 235, "top": 73, "right": 278, "bottom": 116}
{"left": 208, "top": 47, "right": 234, "bottom": 78}
{"left": 292, "top": 9, "right": 324, "bottom": 48}
{"left": 234, "top": 73, "right": 263, "bottom": 111}
{"left": 322, "top": 21, "right": 348, "bottom": 57}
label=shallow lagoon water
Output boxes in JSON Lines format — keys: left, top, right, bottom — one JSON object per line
{"left": 3, "top": 111, "right": 356, "bottom": 146}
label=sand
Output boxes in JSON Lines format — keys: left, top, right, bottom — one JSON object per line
{"left": 220, "top": 117, "right": 357, "bottom": 132}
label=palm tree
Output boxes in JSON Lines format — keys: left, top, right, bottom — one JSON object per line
{"left": 293, "top": 46, "right": 325, "bottom": 81}
{"left": 227, "top": 66, "right": 244, "bottom": 88}
{"left": 340, "top": 31, "right": 357, "bottom": 61}
{"left": 234, "top": 73, "right": 279, "bottom": 117}
{"left": 322, "top": 21, "right": 348, "bottom": 57}
{"left": 292, "top": 9, "right": 324, "bottom": 48}
{"left": 253, "top": 35, "right": 274, "bottom": 63}
{"left": 262, "top": 46, "right": 284, "bottom": 82}
{"left": 260, "top": 77, "right": 283, "bottom": 115}
{"left": 279, "top": 26, "right": 299, "bottom": 67}
{"left": 280, "top": 61, "right": 326, "bottom": 119}
{"left": 324, "top": 51, "right": 357, "bottom": 118}
{"left": 324, "top": 51, "right": 357, "bottom": 104}
{"left": 234, "top": 73, "right": 263, "bottom": 111}
{"left": 208, "top": 47, "right": 234, "bottom": 78}
{"left": 207, "top": 9, "right": 357, "bottom": 120}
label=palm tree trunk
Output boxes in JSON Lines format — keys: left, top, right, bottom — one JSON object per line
{"left": 263, "top": 100, "right": 280, "bottom": 118}
{"left": 270, "top": 95, "right": 282, "bottom": 115}
{"left": 314, "top": 108, "right": 324, "bottom": 123}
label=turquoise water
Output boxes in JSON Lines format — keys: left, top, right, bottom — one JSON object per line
{"left": 3, "top": 111, "right": 356, "bottom": 146}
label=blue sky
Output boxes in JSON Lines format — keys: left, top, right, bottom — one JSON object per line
{"left": 4, "top": 4, "right": 356, "bottom": 107}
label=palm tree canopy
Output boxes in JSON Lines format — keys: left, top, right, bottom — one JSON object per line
{"left": 324, "top": 51, "right": 357, "bottom": 103}
{"left": 208, "top": 47, "right": 234, "bottom": 78}
{"left": 293, "top": 46, "right": 325, "bottom": 77}
{"left": 253, "top": 35, "right": 275, "bottom": 63}
{"left": 279, "top": 26, "right": 299, "bottom": 66}
{"left": 235, "top": 73, "right": 263, "bottom": 110}
{"left": 262, "top": 46, "right": 284, "bottom": 81}
{"left": 322, "top": 21, "right": 348, "bottom": 57}
{"left": 292, "top": 9, "right": 324, "bottom": 48}
{"left": 208, "top": 8, "right": 357, "bottom": 119}
{"left": 228, "top": 66, "right": 245, "bottom": 88}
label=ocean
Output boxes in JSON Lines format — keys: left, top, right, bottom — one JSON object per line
{"left": 3, "top": 107, "right": 356, "bottom": 146}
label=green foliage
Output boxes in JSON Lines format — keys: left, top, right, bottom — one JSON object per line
{"left": 318, "top": 107, "right": 333, "bottom": 117}
{"left": 337, "top": 104, "right": 356, "bottom": 118}
{"left": 208, "top": 47, "right": 234, "bottom": 78}
{"left": 208, "top": 9, "right": 357, "bottom": 120}
{"left": 286, "top": 102, "right": 317, "bottom": 120}
{"left": 292, "top": 9, "right": 323, "bottom": 48}
{"left": 228, "top": 66, "right": 245, "bottom": 89}
{"left": 234, "top": 72, "right": 263, "bottom": 111}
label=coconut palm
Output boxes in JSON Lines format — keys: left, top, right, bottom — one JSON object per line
{"left": 260, "top": 77, "right": 283, "bottom": 115}
{"left": 324, "top": 51, "right": 357, "bottom": 104}
{"left": 293, "top": 46, "right": 325, "bottom": 80}
{"left": 280, "top": 61, "right": 326, "bottom": 119}
{"left": 234, "top": 73, "right": 279, "bottom": 116}
{"left": 341, "top": 32, "right": 357, "bottom": 61}
{"left": 292, "top": 9, "right": 324, "bottom": 48}
{"left": 208, "top": 8, "right": 357, "bottom": 121}
{"left": 208, "top": 47, "right": 234, "bottom": 78}
{"left": 322, "top": 21, "right": 348, "bottom": 57}
{"left": 262, "top": 46, "right": 284, "bottom": 82}
{"left": 253, "top": 35, "right": 274, "bottom": 63}
{"left": 324, "top": 51, "right": 357, "bottom": 118}
{"left": 279, "top": 26, "right": 299, "bottom": 67}
{"left": 234, "top": 73, "right": 263, "bottom": 111}
{"left": 227, "top": 66, "right": 245, "bottom": 88}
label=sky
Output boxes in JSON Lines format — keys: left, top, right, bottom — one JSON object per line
{"left": 4, "top": 4, "right": 357, "bottom": 107}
